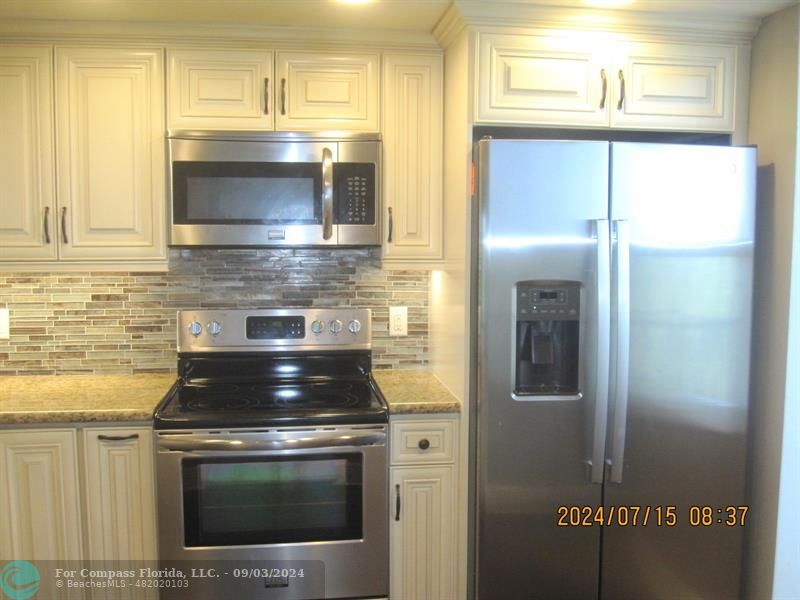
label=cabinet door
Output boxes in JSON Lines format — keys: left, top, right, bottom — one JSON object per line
{"left": 55, "top": 47, "right": 166, "bottom": 260}
{"left": 382, "top": 53, "right": 443, "bottom": 262}
{"left": 390, "top": 465, "right": 457, "bottom": 600}
{"left": 0, "top": 429, "right": 82, "bottom": 562}
{"left": 0, "top": 46, "right": 57, "bottom": 260}
{"left": 83, "top": 428, "right": 157, "bottom": 599}
{"left": 476, "top": 32, "right": 610, "bottom": 127}
{"left": 611, "top": 41, "right": 736, "bottom": 131}
{"left": 276, "top": 52, "right": 379, "bottom": 131}
{"left": 167, "top": 48, "right": 274, "bottom": 130}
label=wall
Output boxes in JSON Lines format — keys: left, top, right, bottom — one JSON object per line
{"left": 745, "top": 5, "right": 800, "bottom": 599}
{"left": 0, "top": 248, "right": 429, "bottom": 375}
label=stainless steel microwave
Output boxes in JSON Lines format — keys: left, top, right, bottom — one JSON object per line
{"left": 168, "top": 131, "right": 381, "bottom": 247}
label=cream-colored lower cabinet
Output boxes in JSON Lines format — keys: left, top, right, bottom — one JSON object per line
{"left": 390, "top": 415, "right": 458, "bottom": 600}
{"left": 0, "top": 426, "right": 157, "bottom": 599}
{"left": 0, "top": 429, "right": 83, "bottom": 562}
{"left": 83, "top": 427, "right": 157, "bottom": 600}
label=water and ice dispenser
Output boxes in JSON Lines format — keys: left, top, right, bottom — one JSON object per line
{"left": 514, "top": 281, "right": 581, "bottom": 396}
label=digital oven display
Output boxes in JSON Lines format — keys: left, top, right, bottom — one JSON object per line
{"left": 246, "top": 316, "right": 305, "bottom": 340}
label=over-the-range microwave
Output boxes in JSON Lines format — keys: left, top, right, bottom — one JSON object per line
{"left": 168, "top": 131, "right": 381, "bottom": 247}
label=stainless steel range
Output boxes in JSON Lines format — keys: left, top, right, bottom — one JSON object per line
{"left": 154, "top": 308, "right": 388, "bottom": 600}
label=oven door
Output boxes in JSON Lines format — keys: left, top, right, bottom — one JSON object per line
{"left": 170, "top": 138, "right": 338, "bottom": 246}
{"left": 156, "top": 426, "right": 388, "bottom": 600}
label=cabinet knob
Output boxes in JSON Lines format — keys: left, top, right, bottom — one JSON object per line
{"left": 418, "top": 438, "right": 430, "bottom": 451}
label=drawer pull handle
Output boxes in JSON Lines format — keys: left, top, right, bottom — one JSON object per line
{"left": 394, "top": 483, "right": 401, "bottom": 521}
{"left": 98, "top": 434, "right": 139, "bottom": 442}
{"left": 418, "top": 438, "right": 430, "bottom": 451}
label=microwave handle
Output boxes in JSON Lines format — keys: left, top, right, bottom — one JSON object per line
{"left": 322, "top": 147, "right": 334, "bottom": 240}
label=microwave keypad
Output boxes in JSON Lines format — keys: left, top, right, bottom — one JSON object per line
{"left": 335, "top": 163, "right": 375, "bottom": 225}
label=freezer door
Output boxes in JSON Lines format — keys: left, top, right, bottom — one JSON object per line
{"left": 603, "top": 143, "right": 756, "bottom": 600}
{"left": 475, "top": 140, "right": 609, "bottom": 599}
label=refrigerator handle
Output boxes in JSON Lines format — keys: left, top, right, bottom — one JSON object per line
{"left": 591, "top": 219, "right": 611, "bottom": 484}
{"left": 610, "top": 220, "right": 631, "bottom": 483}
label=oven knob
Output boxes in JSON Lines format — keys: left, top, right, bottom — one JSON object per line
{"left": 311, "top": 320, "right": 325, "bottom": 334}
{"left": 188, "top": 321, "right": 203, "bottom": 337}
{"left": 348, "top": 319, "right": 362, "bottom": 334}
{"left": 207, "top": 321, "right": 222, "bottom": 337}
{"left": 330, "top": 319, "right": 343, "bottom": 334}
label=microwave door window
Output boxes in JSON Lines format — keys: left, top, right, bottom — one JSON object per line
{"left": 173, "top": 161, "right": 323, "bottom": 225}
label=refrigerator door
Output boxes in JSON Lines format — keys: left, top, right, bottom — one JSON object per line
{"left": 475, "top": 140, "right": 609, "bottom": 599}
{"left": 603, "top": 143, "right": 756, "bottom": 600}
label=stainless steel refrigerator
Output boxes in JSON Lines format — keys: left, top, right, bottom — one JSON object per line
{"left": 473, "top": 140, "right": 755, "bottom": 600}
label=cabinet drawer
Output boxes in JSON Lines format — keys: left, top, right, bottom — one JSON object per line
{"left": 391, "top": 419, "right": 455, "bottom": 465}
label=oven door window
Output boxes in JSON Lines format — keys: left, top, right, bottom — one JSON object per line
{"left": 172, "top": 161, "right": 322, "bottom": 225}
{"left": 182, "top": 454, "right": 363, "bottom": 547}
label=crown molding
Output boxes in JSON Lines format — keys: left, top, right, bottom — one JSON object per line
{"left": 447, "top": 1, "right": 761, "bottom": 43}
{"left": 0, "top": 18, "right": 441, "bottom": 50}
{"left": 433, "top": 4, "right": 469, "bottom": 49}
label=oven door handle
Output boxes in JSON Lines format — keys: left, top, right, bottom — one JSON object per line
{"left": 157, "top": 432, "right": 386, "bottom": 453}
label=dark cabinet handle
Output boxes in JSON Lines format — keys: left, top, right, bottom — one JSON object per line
{"left": 61, "top": 207, "right": 68, "bottom": 244}
{"left": 418, "top": 438, "right": 430, "bottom": 451}
{"left": 264, "top": 77, "right": 269, "bottom": 115}
{"left": 394, "top": 483, "right": 401, "bottom": 521}
{"left": 617, "top": 69, "right": 626, "bottom": 111}
{"left": 98, "top": 434, "right": 140, "bottom": 442}
{"left": 599, "top": 69, "right": 607, "bottom": 109}
{"left": 43, "top": 206, "right": 51, "bottom": 244}
{"left": 280, "top": 78, "right": 287, "bottom": 115}
{"left": 387, "top": 207, "right": 393, "bottom": 243}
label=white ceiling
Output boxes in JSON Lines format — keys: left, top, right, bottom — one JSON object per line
{"left": 0, "top": 0, "right": 795, "bottom": 32}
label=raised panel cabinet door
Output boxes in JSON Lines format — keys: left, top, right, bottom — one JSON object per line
{"left": 167, "top": 48, "right": 274, "bottom": 130}
{"left": 611, "top": 41, "right": 736, "bottom": 131}
{"left": 83, "top": 428, "right": 157, "bottom": 600}
{"left": 0, "top": 429, "right": 83, "bottom": 562}
{"left": 276, "top": 51, "right": 379, "bottom": 131}
{"left": 390, "top": 465, "right": 457, "bottom": 600}
{"left": 382, "top": 53, "right": 443, "bottom": 261}
{"left": 55, "top": 47, "right": 166, "bottom": 260}
{"left": 476, "top": 32, "right": 610, "bottom": 127}
{"left": 0, "top": 46, "right": 57, "bottom": 260}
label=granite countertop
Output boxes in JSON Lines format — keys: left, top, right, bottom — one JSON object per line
{"left": 0, "top": 374, "right": 175, "bottom": 425}
{"left": 0, "top": 369, "right": 460, "bottom": 425}
{"left": 373, "top": 370, "right": 461, "bottom": 415}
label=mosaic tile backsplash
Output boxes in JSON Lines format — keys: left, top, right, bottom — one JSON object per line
{"left": 0, "top": 249, "right": 429, "bottom": 375}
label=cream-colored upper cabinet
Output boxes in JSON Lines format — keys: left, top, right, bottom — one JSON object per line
{"left": 382, "top": 53, "right": 443, "bottom": 262}
{"left": 55, "top": 47, "right": 166, "bottom": 261}
{"left": 276, "top": 51, "right": 380, "bottom": 131}
{"left": 476, "top": 32, "right": 738, "bottom": 132}
{"left": 0, "top": 46, "right": 57, "bottom": 260}
{"left": 476, "top": 32, "right": 610, "bottom": 127}
{"left": 611, "top": 41, "right": 736, "bottom": 131}
{"left": 0, "top": 429, "right": 83, "bottom": 563}
{"left": 166, "top": 49, "right": 379, "bottom": 132}
{"left": 167, "top": 48, "right": 274, "bottom": 130}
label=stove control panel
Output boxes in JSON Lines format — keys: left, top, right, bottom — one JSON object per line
{"left": 178, "top": 308, "right": 372, "bottom": 352}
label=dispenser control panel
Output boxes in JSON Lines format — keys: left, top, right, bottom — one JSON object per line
{"left": 517, "top": 283, "right": 580, "bottom": 321}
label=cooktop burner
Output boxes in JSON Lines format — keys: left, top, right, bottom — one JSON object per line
{"left": 153, "top": 308, "right": 387, "bottom": 430}
{"left": 182, "top": 381, "right": 365, "bottom": 411}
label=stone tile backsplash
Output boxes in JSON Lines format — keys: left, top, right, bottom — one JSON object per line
{"left": 0, "top": 249, "right": 428, "bottom": 375}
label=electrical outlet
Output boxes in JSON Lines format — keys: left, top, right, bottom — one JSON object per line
{"left": 0, "top": 308, "right": 8, "bottom": 340}
{"left": 389, "top": 306, "right": 408, "bottom": 337}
